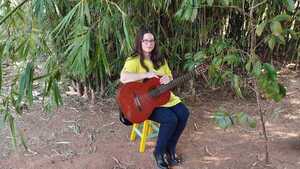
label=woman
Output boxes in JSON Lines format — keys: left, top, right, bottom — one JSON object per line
{"left": 120, "top": 27, "right": 190, "bottom": 169}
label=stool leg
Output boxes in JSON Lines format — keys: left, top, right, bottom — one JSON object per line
{"left": 139, "top": 120, "right": 149, "bottom": 152}
{"left": 130, "top": 123, "right": 138, "bottom": 141}
{"left": 147, "top": 121, "right": 153, "bottom": 136}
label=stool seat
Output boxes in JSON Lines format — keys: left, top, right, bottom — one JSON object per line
{"left": 130, "top": 120, "right": 159, "bottom": 152}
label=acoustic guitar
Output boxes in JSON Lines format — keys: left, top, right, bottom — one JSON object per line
{"left": 116, "top": 64, "right": 208, "bottom": 123}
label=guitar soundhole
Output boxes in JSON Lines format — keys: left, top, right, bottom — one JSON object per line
{"left": 148, "top": 87, "right": 159, "bottom": 98}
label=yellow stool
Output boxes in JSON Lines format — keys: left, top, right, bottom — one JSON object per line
{"left": 130, "top": 120, "right": 159, "bottom": 152}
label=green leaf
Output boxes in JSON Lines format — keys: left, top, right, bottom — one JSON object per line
{"left": 253, "top": 61, "right": 262, "bottom": 77}
{"left": 190, "top": 0, "right": 198, "bottom": 22}
{"left": 194, "top": 51, "right": 207, "bottom": 61}
{"left": 256, "top": 21, "right": 267, "bottom": 37}
{"left": 83, "top": 1, "right": 91, "bottom": 25}
{"left": 270, "top": 21, "right": 283, "bottom": 36}
{"left": 207, "top": 0, "right": 214, "bottom": 6}
{"left": 175, "top": 8, "right": 184, "bottom": 19}
{"left": 20, "top": 38, "right": 30, "bottom": 59}
{"left": 277, "top": 35, "right": 285, "bottom": 44}
{"left": 224, "top": 54, "right": 240, "bottom": 65}
{"left": 183, "top": 8, "right": 193, "bottom": 21}
{"left": 245, "top": 59, "right": 253, "bottom": 72}
{"left": 16, "top": 62, "right": 33, "bottom": 113}
{"left": 213, "top": 111, "right": 233, "bottom": 129}
{"left": 263, "top": 63, "right": 277, "bottom": 80}
{"left": 222, "top": 0, "right": 229, "bottom": 5}
{"left": 51, "top": 2, "right": 80, "bottom": 37}
{"left": 273, "top": 14, "right": 291, "bottom": 22}
{"left": 26, "top": 63, "right": 34, "bottom": 105}
{"left": 268, "top": 36, "right": 276, "bottom": 50}
{"left": 17, "top": 65, "right": 30, "bottom": 107}
{"left": 286, "top": 0, "right": 295, "bottom": 11}
{"left": 7, "top": 113, "right": 17, "bottom": 148}
{"left": 274, "top": 84, "right": 286, "bottom": 102}
{"left": 122, "top": 14, "right": 132, "bottom": 51}
{"left": 212, "top": 57, "right": 222, "bottom": 66}
{"left": 236, "top": 112, "right": 256, "bottom": 128}
{"left": 0, "top": 114, "right": 4, "bottom": 129}
{"left": 257, "top": 63, "right": 286, "bottom": 102}
{"left": 0, "top": 58, "right": 2, "bottom": 94}
{"left": 2, "top": 39, "right": 12, "bottom": 59}
{"left": 221, "top": 70, "right": 233, "bottom": 79}
{"left": 65, "top": 27, "right": 91, "bottom": 78}
{"left": 4, "top": 111, "right": 9, "bottom": 123}
{"left": 0, "top": 45, "right": 3, "bottom": 57}
{"left": 190, "top": 8, "right": 198, "bottom": 22}
{"left": 98, "top": 41, "right": 111, "bottom": 75}
{"left": 45, "top": 77, "right": 53, "bottom": 96}
{"left": 51, "top": 80, "right": 63, "bottom": 106}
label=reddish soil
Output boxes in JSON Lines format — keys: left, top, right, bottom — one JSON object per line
{"left": 0, "top": 71, "right": 299, "bottom": 169}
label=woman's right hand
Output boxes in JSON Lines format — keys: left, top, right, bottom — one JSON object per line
{"left": 145, "top": 71, "right": 159, "bottom": 79}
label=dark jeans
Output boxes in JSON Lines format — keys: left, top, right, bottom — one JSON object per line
{"left": 149, "top": 102, "right": 190, "bottom": 155}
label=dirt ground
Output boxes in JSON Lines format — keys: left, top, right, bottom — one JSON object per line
{"left": 0, "top": 70, "right": 300, "bottom": 169}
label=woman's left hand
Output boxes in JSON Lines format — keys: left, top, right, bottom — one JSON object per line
{"left": 160, "top": 75, "right": 171, "bottom": 84}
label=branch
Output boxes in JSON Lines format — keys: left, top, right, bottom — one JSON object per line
{"left": 250, "top": 0, "right": 267, "bottom": 10}
{"left": 106, "top": 0, "right": 127, "bottom": 16}
{"left": 253, "top": 39, "right": 266, "bottom": 51}
{"left": 235, "top": 48, "right": 251, "bottom": 57}
{"left": 0, "top": 0, "right": 31, "bottom": 25}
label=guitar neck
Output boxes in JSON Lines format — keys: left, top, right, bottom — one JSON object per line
{"left": 149, "top": 71, "right": 195, "bottom": 97}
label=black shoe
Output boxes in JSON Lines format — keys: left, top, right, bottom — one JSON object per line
{"left": 153, "top": 152, "right": 169, "bottom": 169}
{"left": 165, "top": 150, "right": 181, "bottom": 166}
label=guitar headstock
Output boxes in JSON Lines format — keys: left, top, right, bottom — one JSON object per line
{"left": 194, "top": 63, "right": 208, "bottom": 75}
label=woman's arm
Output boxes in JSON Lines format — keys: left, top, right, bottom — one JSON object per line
{"left": 120, "top": 71, "right": 158, "bottom": 84}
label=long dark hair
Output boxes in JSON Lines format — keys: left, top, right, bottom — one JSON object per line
{"left": 132, "top": 27, "right": 165, "bottom": 71}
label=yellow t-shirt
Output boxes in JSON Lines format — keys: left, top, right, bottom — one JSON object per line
{"left": 121, "top": 56, "right": 181, "bottom": 107}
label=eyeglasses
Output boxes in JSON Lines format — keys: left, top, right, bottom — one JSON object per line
{"left": 142, "top": 39, "right": 155, "bottom": 44}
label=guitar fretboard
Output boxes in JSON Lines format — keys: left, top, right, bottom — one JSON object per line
{"left": 149, "top": 71, "right": 195, "bottom": 97}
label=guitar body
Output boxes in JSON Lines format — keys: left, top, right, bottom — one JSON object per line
{"left": 117, "top": 77, "right": 171, "bottom": 123}
{"left": 117, "top": 63, "right": 208, "bottom": 124}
